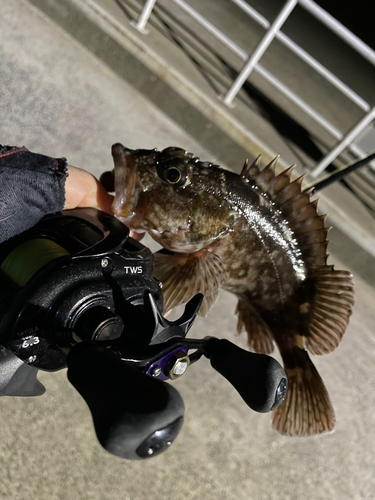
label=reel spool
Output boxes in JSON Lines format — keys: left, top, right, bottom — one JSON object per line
{"left": 0, "top": 208, "right": 162, "bottom": 369}
{"left": 1, "top": 238, "right": 69, "bottom": 289}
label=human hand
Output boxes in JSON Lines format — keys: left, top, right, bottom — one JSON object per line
{"left": 63, "top": 166, "right": 114, "bottom": 214}
{"left": 100, "top": 169, "right": 145, "bottom": 242}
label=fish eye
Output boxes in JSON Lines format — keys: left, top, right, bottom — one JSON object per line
{"left": 156, "top": 160, "right": 189, "bottom": 187}
{"left": 165, "top": 166, "right": 184, "bottom": 184}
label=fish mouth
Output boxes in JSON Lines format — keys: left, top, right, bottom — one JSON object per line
{"left": 111, "top": 143, "right": 144, "bottom": 223}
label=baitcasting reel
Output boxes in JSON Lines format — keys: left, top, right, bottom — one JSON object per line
{"left": 0, "top": 209, "right": 287, "bottom": 460}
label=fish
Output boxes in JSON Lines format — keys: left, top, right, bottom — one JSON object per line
{"left": 111, "top": 143, "right": 355, "bottom": 437}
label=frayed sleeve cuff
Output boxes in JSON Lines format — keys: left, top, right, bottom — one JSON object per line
{"left": 0, "top": 146, "right": 68, "bottom": 243}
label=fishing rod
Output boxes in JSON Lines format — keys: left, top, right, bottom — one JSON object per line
{"left": 307, "top": 151, "right": 375, "bottom": 193}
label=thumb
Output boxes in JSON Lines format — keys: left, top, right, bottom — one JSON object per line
{"left": 64, "top": 166, "right": 114, "bottom": 214}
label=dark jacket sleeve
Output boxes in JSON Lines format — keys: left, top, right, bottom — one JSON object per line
{"left": 0, "top": 145, "right": 68, "bottom": 244}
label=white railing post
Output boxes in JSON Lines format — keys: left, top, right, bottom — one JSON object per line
{"left": 131, "top": 0, "right": 158, "bottom": 33}
{"left": 310, "top": 107, "right": 375, "bottom": 177}
{"left": 223, "top": 0, "right": 298, "bottom": 106}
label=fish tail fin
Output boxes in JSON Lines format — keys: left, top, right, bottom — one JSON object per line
{"left": 272, "top": 348, "right": 335, "bottom": 436}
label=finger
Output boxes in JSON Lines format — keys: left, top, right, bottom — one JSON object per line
{"left": 94, "top": 183, "right": 114, "bottom": 215}
{"left": 129, "top": 231, "right": 146, "bottom": 242}
{"left": 64, "top": 166, "right": 114, "bottom": 214}
{"left": 100, "top": 171, "right": 115, "bottom": 192}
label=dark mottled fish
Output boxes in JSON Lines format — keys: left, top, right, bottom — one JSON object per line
{"left": 111, "top": 143, "right": 354, "bottom": 436}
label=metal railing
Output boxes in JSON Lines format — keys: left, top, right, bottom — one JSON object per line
{"left": 130, "top": 0, "right": 375, "bottom": 177}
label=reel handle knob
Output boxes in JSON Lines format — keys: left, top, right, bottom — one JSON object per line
{"left": 67, "top": 343, "right": 184, "bottom": 460}
{"left": 205, "top": 338, "right": 287, "bottom": 413}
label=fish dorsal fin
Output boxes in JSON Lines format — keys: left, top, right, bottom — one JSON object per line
{"left": 153, "top": 249, "right": 227, "bottom": 314}
{"left": 241, "top": 155, "right": 328, "bottom": 267}
{"left": 242, "top": 155, "right": 355, "bottom": 355}
{"left": 305, "top": 266, "right": 354, "bottom": 354}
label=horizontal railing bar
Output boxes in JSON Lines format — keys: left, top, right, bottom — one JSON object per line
{"left": 230, "top": 0, "right": 270, "bottom": 29}
{"left": 223, "top": 0, "right": 298, "bottom": 105}
{"left": 347, "top": 143, "right": 375, "bottom": 172}
{"left": 230, "top": 0, "right": 370, "bottom": 111}
{"left": 299, "top": 0, "right": 375, "bottom": 67}
{"left": 310, "top": 107, "right": 375, "bottom": 176}
{"left": 276, "top": 32, "right": 370, "bottom": 112}
{"left": 254, "top": 64, "right": 343, "bottom": 140}
{"left": 172, "top": 0, "right": 248, "bottom": 61}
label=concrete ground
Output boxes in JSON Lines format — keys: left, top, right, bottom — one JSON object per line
{"left": 0, "top": 1, "right": 375, "bottom": 499}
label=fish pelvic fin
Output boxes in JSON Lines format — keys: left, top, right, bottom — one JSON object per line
{"left": 272, "top": 348, "right": 335, "bottom": 436}
{"left": 305, "top": 266, "right": 354, "bottom": 355}
{"left": 153, "top": 249, "right": 226, "bottom": 314}
{"left": 199, "top": 290, "right": 220, "bottom": 317}
{"left": 235, "top": 298, "right": 274, "bottom": 354}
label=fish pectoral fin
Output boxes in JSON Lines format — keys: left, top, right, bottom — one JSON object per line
{"left": 235, "top": 299, "right": 274, "bottom": 354}
{"left": 305, "top": 266, "right": 355, "bottom": 355}
{"left": 153, "top": 249, "right": 226, "bottom": 313}
{"left": 272, "top": 350, "right": 335, "bottom": 436}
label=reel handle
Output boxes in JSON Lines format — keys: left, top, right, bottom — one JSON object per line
{"left": 205, "top": 338, "right": 287, "bottom": 413}
{"left": 67, "top": 343, "right": 184, "bottom": 460}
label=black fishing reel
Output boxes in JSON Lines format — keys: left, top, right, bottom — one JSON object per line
{"left": 0, "top": 209, "right": 287, "bottom": 460}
